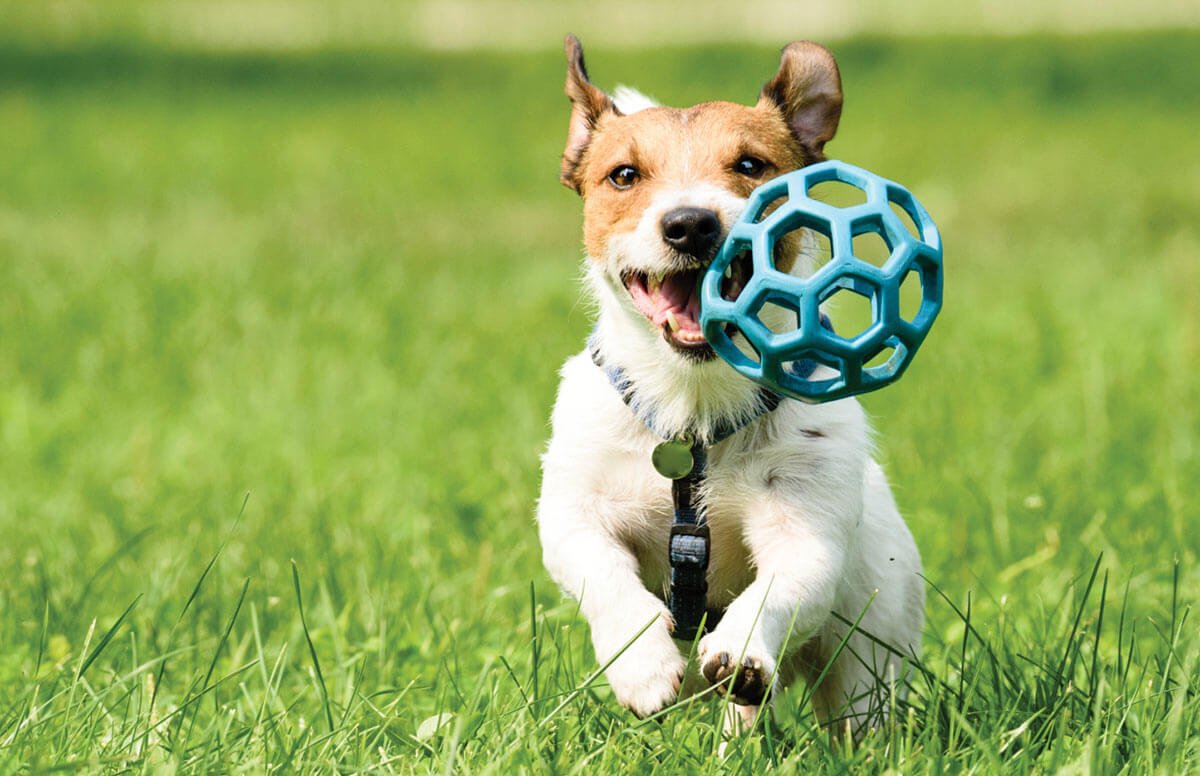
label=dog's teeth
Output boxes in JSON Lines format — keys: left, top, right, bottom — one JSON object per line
{"left": 665, "top": 311, "right": 680, "bottom": 332}
{"left": 724, "top": 264, "right": 733, "bottom": 279}
{"left": 648, "top": 274, "right": 662, "bottom": 293}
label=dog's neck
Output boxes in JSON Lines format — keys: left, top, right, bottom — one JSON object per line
{"left": 587, "top": 264, "right": 767, "bottom": 443}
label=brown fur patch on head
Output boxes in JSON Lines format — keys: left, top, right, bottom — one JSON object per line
{"left": 559, "top": 39, "right": 844, "bottom": 275}
{"left": 574, "top": 101, "right": 810, "bottom": 263}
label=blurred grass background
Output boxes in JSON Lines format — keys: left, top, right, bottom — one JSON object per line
{"left": 1, "top": 2, "right": 1198, "bottom": 770}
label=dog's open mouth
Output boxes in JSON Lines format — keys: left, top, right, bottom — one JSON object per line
{"left": 622, "top": 252, "right": 751, "bottom": 351}
{"left": 623, "top": 268, "right": 706, "bottom": 348}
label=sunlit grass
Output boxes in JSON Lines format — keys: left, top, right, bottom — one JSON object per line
{"left": 0, "top": 32, "right": 1198, "bottom": 771}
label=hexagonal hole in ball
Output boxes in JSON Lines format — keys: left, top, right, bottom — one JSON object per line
{"left": 755, "top": 299, "right": 800, "bottom": 337}
{"left": 850, "top": 224, "right": 894, "bottom": 269}
{"left": 808, "top": 179, "right": 868, "bottom": 208}
{"left": 719, "top": 248, "right": 753, "bottom": 303}
{"left": 822, "top": 284, "right": 876, "bottom": 342}
{"left": 898, "top": 268, "right": 925, "bottom": 324}
{"left": 773, "top": 222, "right": 832, "bottom": 277}
{"left": 728, "top": 324, "right": 762, "bottom": 366}
{"left": 863, "top": 338, "right": 908, "bottom": 381}
{"left": 889, "top": 200, "right": 921, "bottom": 240}
{"left": 865, "top": 344, "right": 897, "bottom": 370}
{"left": 782, "top": 351, "right": 844, "bottom": 384}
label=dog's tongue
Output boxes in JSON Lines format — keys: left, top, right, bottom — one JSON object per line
{"left": 647, "top": 271, "right": 702, "bottom": 332}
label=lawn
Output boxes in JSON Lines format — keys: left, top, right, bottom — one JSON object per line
{"left": 1, "top": 30, "right": 1198, "bottom": 772}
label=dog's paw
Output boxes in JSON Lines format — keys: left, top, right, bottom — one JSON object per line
{"left": 603, "top": 628, "right": 687, "bottom": 718}
{"left": 698, "top": 638, "right": 775, "bottom": 706}
{"left": 609, "top": 660, "right": 685, "bottom": 718}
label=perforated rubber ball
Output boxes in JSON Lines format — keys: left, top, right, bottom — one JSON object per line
{"left": 699, "top": 159, "right": 944, "bottom": 403}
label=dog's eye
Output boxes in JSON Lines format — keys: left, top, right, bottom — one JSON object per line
{"left": 607, "top": 165, "right": 640, "bottom": 190}
{"left": 733, "top": 156, "right": 767, "bottom": 178}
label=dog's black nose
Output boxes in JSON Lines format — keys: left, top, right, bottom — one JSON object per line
{"left": 660, "top": 207, "right": 721, "bottom": 259}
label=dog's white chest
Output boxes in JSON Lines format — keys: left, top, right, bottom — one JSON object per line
{"left": 592, "top": 450, "right": 758, "bottom": 612}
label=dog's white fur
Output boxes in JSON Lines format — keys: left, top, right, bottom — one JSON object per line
{"left": 538, "top": 60, "right": 923, "bottom": 730}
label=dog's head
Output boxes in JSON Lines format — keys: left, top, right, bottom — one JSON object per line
{"left": 560, "top": 35, "right": 843, "bottom": 362}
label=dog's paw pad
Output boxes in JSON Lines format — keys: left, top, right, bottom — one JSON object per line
{"left": 701, "top": 651, "right": 770, "bottom": 706}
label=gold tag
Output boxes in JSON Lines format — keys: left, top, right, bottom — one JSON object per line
{"left": 652, "top": 437, "right": 694, "bottom": 479}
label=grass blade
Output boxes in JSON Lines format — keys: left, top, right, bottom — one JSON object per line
{"left": 291, "top": 560, "right": 335, "bottom": 732}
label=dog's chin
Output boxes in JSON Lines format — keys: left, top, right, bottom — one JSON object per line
{"left": 660, "top": 330, "right": 717, "bottom": 361}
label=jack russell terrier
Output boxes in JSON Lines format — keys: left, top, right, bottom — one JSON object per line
{"left": 537, "top": 35, "right": 923, "bottom": 732}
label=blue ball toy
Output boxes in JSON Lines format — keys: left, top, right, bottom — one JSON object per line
{"left": 699, "top": 160, "right": 943, "bottom": 403}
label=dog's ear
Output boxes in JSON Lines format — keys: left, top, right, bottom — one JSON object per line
{"left": 561, "top": 34, "right": 618, "bottom": 193}
{"left": 757, "top": 41, "right": 843, "bottom": 160}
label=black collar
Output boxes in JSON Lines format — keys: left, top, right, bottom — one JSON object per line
{"left": 587, "top": 334, "right": 792, "bottom": 447}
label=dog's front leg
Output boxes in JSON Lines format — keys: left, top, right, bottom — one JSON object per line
{"left": 539, "top": 500, "right": 686, "bottom": 718}
{"left": 698, "top": 483, "right": 856, "bottom": 708}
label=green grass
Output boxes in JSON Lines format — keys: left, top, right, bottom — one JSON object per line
{"left": 1, "top": 32, "right": 1198, "bottom": 772}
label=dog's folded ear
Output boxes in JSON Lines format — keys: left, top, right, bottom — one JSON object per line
{"left": 758, "top": 42, "right": 843, "bottom": 161}
{"left": 561, "top": 34, "right": 618, "bottom": 193}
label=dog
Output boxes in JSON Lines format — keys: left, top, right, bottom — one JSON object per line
{"left": 536, "top": 35, "right": 924, "bottom": 733}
